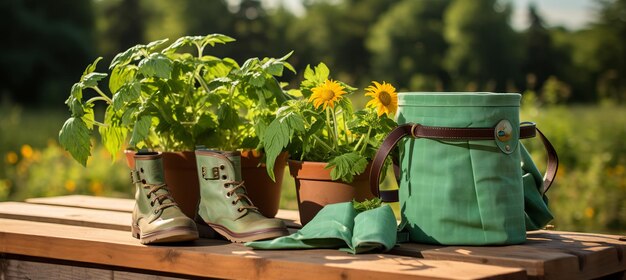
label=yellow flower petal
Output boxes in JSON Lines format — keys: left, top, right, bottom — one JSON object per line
{"left": 309, "top": 80, "right": 346, "bottom": 111}
{"left": 365, "top": 81, "right": 398, "bottom": 117}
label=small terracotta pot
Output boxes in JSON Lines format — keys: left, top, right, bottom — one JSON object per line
{"left": 288, "top": 160, "right": 374, "bottom": 225}
{"left": 124, "top": 150, "right": 200, "bottom": 219}
{"left": 240, "top": 150, "right": 288, "bottom": 218}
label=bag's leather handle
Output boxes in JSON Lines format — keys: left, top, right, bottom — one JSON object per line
{"left": 534, "top": 126, "right": 558, "bottom": 194}
{"left": 369, "top": 122, "right": 557, "bottom": 202}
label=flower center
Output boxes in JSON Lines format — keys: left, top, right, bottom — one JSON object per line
{"left": 379, "top": 91, "right": 391, "bottom": 106}
{"left": 321, "top": 89, "right": 335, "bottom": 101}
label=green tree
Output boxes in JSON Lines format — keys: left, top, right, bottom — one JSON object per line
{"left": 0, "top": 0, "right": 95, "bottom": 106}
{"left": 522, "top": 3, "right": 556, "bottom": 92}
{"left": 443, "top": 0, "right": 522, "bottom": 91}
{"left": 367, "top": 0, "right": 451, "bottom": 91}
{"left": 591, "top": 0, "right": 626, "bottom": 102}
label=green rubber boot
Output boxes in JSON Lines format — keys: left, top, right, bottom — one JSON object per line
{"left": 131, "top": 152, "right": 199, "bottom": 244}
{"left": 195, "top": 150, "right": 288, "bottom": 242}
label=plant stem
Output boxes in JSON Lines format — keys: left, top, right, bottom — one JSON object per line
{"left": 196, "top": 43, "right": 204, "bottom": 58}
{"left": 195, "top": 73, "right": 212, "bottom": 95}
{"left": 341, "top": 110, "right": 350, "bottom": 143}
{"left": 92, "top": 87, "right": 112, "bottom": 104}
{"left": 353, "top": 134, "right": 366, "bottom": 152}
{"left": 91, "top": 120, "right": 108, "bottom": 127}
{"left": 85, "top": 96, "right": 110, "bottom": 105}
{"left": 312, "top": 134, "right": 334, "bottom": 153}
{"left": 331, "top": 107, "right": 340, "bottom": 147}
{"left": 325, "top": 108, "right": 335, "bottom": 148}
{"left": 360, "top": 126, "right": 372, "bottom": 154}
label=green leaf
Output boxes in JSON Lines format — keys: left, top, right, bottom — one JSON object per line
{"left": 249, "top": 72, "right": 266, "bottom": 87}
{"left": 353, "top": 198, "right": 382, "bottom": 213}
{"left": 81, "top": 72, "right": 108, "bottom": 88}
{"left": 59, "top": 117, "right": 92, "bottom": 166}
{"left": 217, "top": 104, "right": 239, "bottom": 129}
{"left": 326, "top": 152, "right": 368, "bottom": 183}
{"left": 112, "top": 81, "right": 141, "bottom": 111}
{"left": 281, "top": 112, "right": 306, "bottom": 132}
{"left": 263, "top": 118, "right": 293, "bottom": 181}
{"left": 138, "top": 53, "right": 172, "bottom": 79}
{"left": 110, "top": 45, "right": 142, "bottom": 69}
{"left": 98, "top": 107, "right": 127, "bottom": 160}
{"left": 146, "top": 38, "right": 169, "bottom": 52}
{"left": 109, "top": 65, "right": 137, "bottom": 93}
{"left": 202, "top": 33, "right": 236, "bottom": 47}
{"left": 129, "top": 115, "right": 152, "bottom": 147}
{"left": 83, "top": 57, "right": 103, "bottom": 77}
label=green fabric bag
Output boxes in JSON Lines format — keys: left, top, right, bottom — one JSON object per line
{"left": 245, "top": 202, "right": 397, "bottom": 254}
{"left": 369, "top": 92, "right": 558, "bottom": 245}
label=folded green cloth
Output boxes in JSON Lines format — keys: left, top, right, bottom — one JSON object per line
{"left": 245, "top": 201, "right": 397, "bottom": 254}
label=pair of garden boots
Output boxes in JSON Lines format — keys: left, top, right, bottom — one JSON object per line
{"left": 130, "top": 150, "right": 287, "bottom": 244}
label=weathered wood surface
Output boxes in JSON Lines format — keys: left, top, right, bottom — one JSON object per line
{"left": 4, "top": 196, "right": 626, "bottom": 279}
{"left": 0, "top": 218, "right": 526, "bottom": 280}
{"left": 0, "top": 259, "right": 190, "bottom": 280}
{"left": 26, "top": 195, "right": 302, "bottom": 229}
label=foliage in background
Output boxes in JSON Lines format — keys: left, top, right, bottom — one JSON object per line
{"left": 2, "top": 0, "right": 625, "bottom": 106}
{"left": 520, "top": 93, "right": 626, "bottom": 234}
{"left": 0, "top": 105, "right": 131, "bottom": 201}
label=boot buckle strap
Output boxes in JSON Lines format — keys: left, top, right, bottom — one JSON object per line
{"left": 201, "top": 166, "right": 220, "bottom": 180}
{"left": 130, "top": 170, "right": 142, "bottom": 184}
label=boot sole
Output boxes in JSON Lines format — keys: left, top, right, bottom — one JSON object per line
{"left": 205, "top": 222, "right": 288, "bottom": 243}
{"left": 132, "top": 225, "right": 199, "bottom": 245}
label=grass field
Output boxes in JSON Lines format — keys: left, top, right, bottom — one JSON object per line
{"left": 1, "top": 101, "right": 625, "bottom": 234}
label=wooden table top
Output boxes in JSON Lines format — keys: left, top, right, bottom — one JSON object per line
{"left": 0, "top": 195, "right": 624, "bottom": 280}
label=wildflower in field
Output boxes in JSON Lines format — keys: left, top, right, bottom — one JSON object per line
{"left": 90, "top": 180, "right": 104, "bottom": 196}
{"left": 5, "top": 152, "right": 18, "bottom": 165}
{"left": 65, "top": 180, "right": 76, "bottom": 192}
{"left": 365, "top": 81, "right": 398, "bottom": 117}
{"left": 309, "top": 79, "right": 346, "bottom": 110}
{"left": 584, "top": 207, "right": 595, "bottom": 219}
{"left": 21, "top": 144, "right": 33, "bottom": 159}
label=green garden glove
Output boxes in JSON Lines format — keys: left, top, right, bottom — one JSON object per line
{"left": 245, "top": 201, "right": 397, "bottom": 254}
{"left": 345, "top": 204, "right": 397, "bottom": 254}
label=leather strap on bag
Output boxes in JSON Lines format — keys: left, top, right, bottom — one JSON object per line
{"left": 369, "top": 122, "right": 559, "bottom": 202}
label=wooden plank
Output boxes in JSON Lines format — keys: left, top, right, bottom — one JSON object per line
{"left": 25, "top": 195, "right": 303, "bottom": 228}
{"left": 0, "top": 259, "right": 113, "bottom": 279}
{"left": 0, "top": 259, "right": 193, "bottom": 280}
{"left": 26, "top": 195, "right": 134, "bottom": 213}
{"left": 0, "top": 218, "right": 527, "bottom": 280}
{"left": 0, "top": 202, "right": 130, "bottom": 231}
{"left": 391, "top": 230, "right": 626, "bottom": 280}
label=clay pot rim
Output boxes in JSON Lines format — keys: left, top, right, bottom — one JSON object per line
{"left": 287, "top": 159, "right": 372, "bottom": 182}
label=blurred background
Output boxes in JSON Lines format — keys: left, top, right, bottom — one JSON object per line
{"left": 0, "top": 0, "right": 624, "bottom": 234}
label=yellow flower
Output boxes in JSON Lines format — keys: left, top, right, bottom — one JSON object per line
{"left": 309, "top": 80, "right": 346, "bottom": 110}
{"left": 584, "top": 207, "right": 594, "bottom": 219}
{"left": 65, "top": 180, "right": 76, "bottom": 192}
{"left": 21, "top": 144, "right": 33, "bottom": 159}
{"left": 90, "top": 181, "right": 103, "bottom": 196}
{"left": 5, "top": 152, "right": 18, "bottom": 165}
{"left": 365, "top": 81, "right": 398, "bottom": 117}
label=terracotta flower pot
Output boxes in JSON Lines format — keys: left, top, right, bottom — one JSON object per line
{"left": 124, "top": 150, "right": 199, "bottom": 219}
{"left": 240, "top": 150, "right": 288, "bottom": 218}
{"left": 288, "top": 160, "right": 374, "bottom": 225}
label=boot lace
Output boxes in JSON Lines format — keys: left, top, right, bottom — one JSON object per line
{"left": 145, "top": 183, "right": 178, "bottom": 213}
{"left": 224, "top": 180, "right": 258, "bottom": 213}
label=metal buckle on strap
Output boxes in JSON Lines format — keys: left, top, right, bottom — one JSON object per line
{"left": 201, "top": 166, "right": 220, "bottom": 180}
{"left": 410, "top": 124, "right": 422, "bottom": 138}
